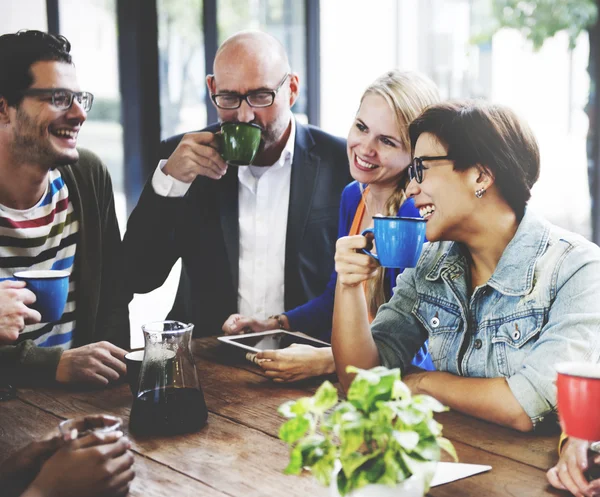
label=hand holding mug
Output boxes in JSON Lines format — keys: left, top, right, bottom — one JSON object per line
{"left": 163, "top": 131, "right": 227, "bottom": 182}
{"left": 24, "top": 430, "right": 134, "bottom": 497}
{"left": 0, "top": 280, "right": 41, "bottom": 344}
{"left": 361, "top": 216, "right": 426, "bottom": 268}
{"left": 334, "top": 235, "right": 380, "bottom": 287}
{"left": 547, "top": 438, "right": 600, "bottom": 496}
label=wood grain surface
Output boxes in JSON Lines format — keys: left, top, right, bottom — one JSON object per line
{"left": 0, "top": 338, "right": 565, "bottom": 496}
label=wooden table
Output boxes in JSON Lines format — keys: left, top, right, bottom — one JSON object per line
{"left": 0, "top": 338, "right": 566, "bottom": 496}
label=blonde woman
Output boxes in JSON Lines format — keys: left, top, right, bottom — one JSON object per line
{"left": 222, "top": 70, "right": 440, "bottom": 381}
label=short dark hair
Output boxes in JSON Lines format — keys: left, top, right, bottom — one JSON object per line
{"left": 0, "top": 30, "right": 72, "bottom": 107}
{"left": 409, "top": 100, "right": 540, "bottom": 219}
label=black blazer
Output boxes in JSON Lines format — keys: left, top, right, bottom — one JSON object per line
{"left": 123, "top": 121, "right": 351, "bottom": 335}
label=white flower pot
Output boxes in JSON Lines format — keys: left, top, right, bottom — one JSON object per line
{"left": 328, "top": 461, "right": 435, "bottom": 497}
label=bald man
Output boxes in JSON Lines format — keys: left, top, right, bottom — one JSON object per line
{"left": 124, "top": 31, "right": 351, "bottom": 335}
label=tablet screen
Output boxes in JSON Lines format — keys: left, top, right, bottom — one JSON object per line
{"left": 228, "top": 332, "right": 330, "bottom": 351}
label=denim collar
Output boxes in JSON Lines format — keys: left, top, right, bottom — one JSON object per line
{"left": 425, "top": 209, "right": 550, "bottom": 296}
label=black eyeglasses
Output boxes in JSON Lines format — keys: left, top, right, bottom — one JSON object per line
{"left": 408, "top": 156, "right": 452, "bottom": 183}
{"left": 21, "top": 88, "right": 94, "bottom": 112}
{"left": 211, "top": 73, "right": 289, "bottom": 110}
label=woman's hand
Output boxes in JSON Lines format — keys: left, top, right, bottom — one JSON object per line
{"left": 334, "top": 235, "right": 379, "bottom": 287}
{"left": 255, "top": 344, "right": 335, "bottom": 382}
{"left": 547, "top": 438, "right": 600, "bottom": 496}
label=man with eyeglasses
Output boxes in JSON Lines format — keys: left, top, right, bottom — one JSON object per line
{"left": 0, "top": 30, "right": 131, "bottom": 389}
{"left": 124, "top": 30, "right": 351, "bottom": 336}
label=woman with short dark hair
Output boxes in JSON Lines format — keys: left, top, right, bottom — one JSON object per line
{"left": 332, "top": 100, "right": 600, "bottom": 434}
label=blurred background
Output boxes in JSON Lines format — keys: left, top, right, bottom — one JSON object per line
{"left": 3, "top": 0, "right": 599, "bottom": 345}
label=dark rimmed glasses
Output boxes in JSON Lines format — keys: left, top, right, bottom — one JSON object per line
{"left": 408, "top": 156, "right": 452, "bottom": 183}
{"left": 210, "top": 73, "right": 289, "bottom": 110}
{"left": 21, "top": 88, "right": 94, "bottom": 112}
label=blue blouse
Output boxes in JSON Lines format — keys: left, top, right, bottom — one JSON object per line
{"left": 285, "top": 181, "right": 434, "bottom": 371}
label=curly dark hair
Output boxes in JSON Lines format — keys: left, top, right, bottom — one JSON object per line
{"left": 0, "top": 30, "right": 72, "bottom": 107}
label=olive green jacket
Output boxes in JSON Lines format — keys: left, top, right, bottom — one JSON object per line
{"left": 0, "top": 149, "right": 131, "bottom": 385}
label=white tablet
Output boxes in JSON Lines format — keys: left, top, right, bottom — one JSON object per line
{"left": 218, "top": 330, "right": 330, "bottom": 353}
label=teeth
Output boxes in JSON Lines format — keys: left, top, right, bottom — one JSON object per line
{"left": 356, "top": 155, "right": 378, "bottom": 169}
{"left": 53, "top": 129, "right": 77, "bottom": 138}
{"left": 419, "top": 205, "right": 436, "bottom": 219}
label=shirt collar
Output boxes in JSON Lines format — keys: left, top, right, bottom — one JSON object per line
{"left": 425, "top": 209, "right": 551, "bottom": 296}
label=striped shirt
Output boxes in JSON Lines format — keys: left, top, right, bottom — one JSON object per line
{"left": 0, "top": 169, "right": 78, "bottom": 349}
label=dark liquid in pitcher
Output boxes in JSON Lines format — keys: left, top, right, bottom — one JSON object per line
{"left": 129, "top": 387, "right": 208, "bottom": 436}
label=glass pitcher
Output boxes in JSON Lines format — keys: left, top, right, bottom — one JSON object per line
{"left": 129, "top": 320, "right": 208, "bottom": 436}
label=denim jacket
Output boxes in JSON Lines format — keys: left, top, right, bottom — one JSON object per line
{"left": 371, "top": 209, "right": 600, "bottom": 427}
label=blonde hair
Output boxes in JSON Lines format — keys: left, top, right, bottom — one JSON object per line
{"left": 360, "top": 70, "right": 440, "bottom": 317}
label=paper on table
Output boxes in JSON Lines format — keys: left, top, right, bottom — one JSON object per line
{"left": 430, "top": 462, "right": 492, "bottom": 487}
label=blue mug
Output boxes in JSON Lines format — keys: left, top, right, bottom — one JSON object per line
{"left": 14, "top": 270, "right": 70, "bottom": 322}
{"left": 361, "top": 216, "right": 427, "bottom": 268}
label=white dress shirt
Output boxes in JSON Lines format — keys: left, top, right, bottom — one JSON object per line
{"left": 151, "top": 118, "right": 295, "bottom": 320}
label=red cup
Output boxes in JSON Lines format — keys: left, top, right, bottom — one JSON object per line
{"left": 556, "top": 362, "right": 600, "bottom": 441}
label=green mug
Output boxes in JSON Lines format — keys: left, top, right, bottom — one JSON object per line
{"left": 219, "top": 122, "right": 262, "bottom": 166}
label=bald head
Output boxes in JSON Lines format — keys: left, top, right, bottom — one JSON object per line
{"left": 207, "top": 30, "right": 299, "bottom": 164}
{"left": 214, "top": 31, "right": 290, "bottom": 77}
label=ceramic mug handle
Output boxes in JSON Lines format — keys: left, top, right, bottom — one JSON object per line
{"left": 360, "top": 228, "right": 379, "bottom": 262}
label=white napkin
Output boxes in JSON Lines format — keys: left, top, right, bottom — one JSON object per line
{"left": 430, "top": 462, "right": 492, "bottom": 487}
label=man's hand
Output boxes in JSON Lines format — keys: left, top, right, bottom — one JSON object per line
{"left": 162, "top": 132, "right": 227, "bottom": 182}
{"left": 24, "top": 431, "right": 134, "bottom": 497}
{"left": 0, "top": 280, "right": 41, "bottom": 344}
{"left": 256, "top": 344, "right": 335, "bottom": 382}
{"left": 222, "top": 314, "right": 286, "bottom": 335}
{"left": 334, "top": 235, "right": 379, "bottom": 287}
{"left": 56, "top": 342, "right": 128, "bottom": 386}
{"left": 547, "top": 438, "right": 600, "bottom": 496}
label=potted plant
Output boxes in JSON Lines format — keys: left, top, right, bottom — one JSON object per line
{"left": 278, "top": 366, "right": 457, "bottom": 497}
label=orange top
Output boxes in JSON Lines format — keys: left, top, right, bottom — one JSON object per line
{"left": 349, "top": 187, "right": 375, "bottom": 323}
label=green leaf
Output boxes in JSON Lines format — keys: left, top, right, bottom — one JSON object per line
{"left": 392, "top": 379, "right": 412, "bottom": 400}
{"left": 340, "top": 420, "right": 366, "bottom": 457}
{"left": 381, "top": 450, "right": 409, "bottom": 485}
{"left": 392, "top": 430, "right": 419, "bottom": 451}
{"left": 412, "top": 394, "right": 448, "bottom": 413}
{"left": 395, "top": 406, "right": 426, "bottom": 426}
{"left": 437, "top": 436, "right": 458, "bottom": 462}
{"left": 483, "top": 0, "right": 598, "bottom": 51}
{"left": 277, "top": 400, "right": 296, "bottom": 418}
{"left": 340, "top": 450, "right": 381, "bottom": 476}
{"left": 279, "top": 415, "right": 310, "bottom": 444}
{"left": 284, "top": 443, "right": 304, "bottom": 475}
{"left": 310, "top": 456, "right": 335, "bottom": 487}
{"left": 312, "top": 381, "right": 338, "bottom": 414}
{"left": 411, "top": 436, "right": 441, "bottom": 462}
{"left": 347, "top": 367, "right": 401, "bottom": 413}
{"left": 291, "top": 397, "right": 313, "bottom": 416}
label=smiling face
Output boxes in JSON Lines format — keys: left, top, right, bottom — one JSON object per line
{"left": 8, "top": 60, "right": 86, "bottom": 167}
{"left": 407, "top": 132, "right": 481, "bottom": 242}
{"left": 346, "top": 94, "right": 411, "bottom": 189}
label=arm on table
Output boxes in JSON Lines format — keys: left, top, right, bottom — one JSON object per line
{"left": 404, "top": 371, "right": 533, "bottom": 432}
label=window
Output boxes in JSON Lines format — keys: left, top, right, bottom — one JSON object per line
{"left": 218, "top": 0, "right": 308, "bottom": 121}
{"left": 59, "top": 0, "right": 126, "bottom": 231}
{"left": 157, "top": 0, "right": 206, "bottom": 139}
